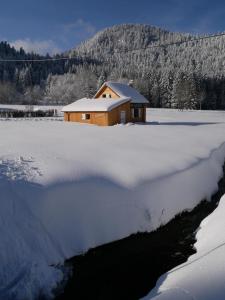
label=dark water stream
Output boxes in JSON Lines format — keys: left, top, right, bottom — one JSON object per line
{"left": 55, "top": 164, "right": 225, "bottom": 300}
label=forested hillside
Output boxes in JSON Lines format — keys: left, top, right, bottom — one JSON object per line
{"left": 1, "top": 24, "right": 225, "bottom": 109}
{"left": 0, "top": 42, "right": 96, "bottom": 104}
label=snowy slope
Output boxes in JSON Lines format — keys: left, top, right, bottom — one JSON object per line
{"left": 1, "top": 109, "right": 225, "bottom": 299}
{"left": 142, "top": 194, "right": 225, "bottom": 300}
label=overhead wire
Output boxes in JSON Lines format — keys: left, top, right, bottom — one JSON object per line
{"left": 0, "top": 31, "right": 225, "bottom": 63}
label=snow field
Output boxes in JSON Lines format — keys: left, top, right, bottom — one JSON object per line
{"left": 1, "top": 108, "right": 225, "bottom": 299}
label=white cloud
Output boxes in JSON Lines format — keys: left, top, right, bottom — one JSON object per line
{"left": 9, "top": 19, "right": 96, "bottom": 55}
{"left": 62, "top": 18, "right": 96, "bottom": 41}
{"left": 10, "top": 38, "right": 61, "bottom": 55}
{"left": 64, "top": 19, "right": 96, "bottom": 34}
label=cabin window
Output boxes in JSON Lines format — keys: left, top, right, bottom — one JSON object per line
{"left": 102, "top": 93, "right": 111, "bottom": 98}
{"left": 132, "top": 108, "right": 141, "bottom": 118}
{"left": 82, "top": 113, "right": 90, "bottom": 120}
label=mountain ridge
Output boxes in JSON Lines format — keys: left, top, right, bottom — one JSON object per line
{"left": 70, "top": 23, "right": 192, "bottom": 58}
{"left": 0, "top": 23, "right": 225, "bottom": 109}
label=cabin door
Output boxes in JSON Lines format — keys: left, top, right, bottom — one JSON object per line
{"left": 120, "top": 111, "right": 126, "bottom": 124}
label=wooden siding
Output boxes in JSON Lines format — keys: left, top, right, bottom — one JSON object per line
{"left": 107, "top": 101, "right": 131, "bottom": 125}
{"left": 94, "top": 86, "right": 120, "bottom": 99}
{"left": 130, "top": 104, "right": 147, "bottom": 123}
{"left": 64, "top": 111, "right": 108, "bottom": 126}
{"left": 64, "top": 101, "right": 131, "bottom": 126}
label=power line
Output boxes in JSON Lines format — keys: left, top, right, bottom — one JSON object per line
{"left": 116, "top": 32, "right": 225, "bottom": 53}
{"left": 0, "top": 56, "right": 78, "bottom": 62}
{"left": 0, "top": 31, "right": 225, "bottom": 63}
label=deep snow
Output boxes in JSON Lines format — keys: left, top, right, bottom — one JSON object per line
{"left": 1, "top": 108, "right": 225, "bottom": 299}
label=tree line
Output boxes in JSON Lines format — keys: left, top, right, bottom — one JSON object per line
{"left": 1, "top": 24, "right": 225, "bottom": 109}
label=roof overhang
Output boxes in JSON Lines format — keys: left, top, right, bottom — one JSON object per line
{"left": 62, "top": 97, "right": 131, "bottom": 112}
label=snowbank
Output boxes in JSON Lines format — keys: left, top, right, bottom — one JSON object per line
{"left": 142, "top": 194, "right": 225, "bottom": 300}
{"left": 1, "top": 109, "right": 225, "bottom": 299}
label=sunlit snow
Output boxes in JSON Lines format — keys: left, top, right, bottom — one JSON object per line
{"left": 1, "top": 108, "right": 225, "bottom": 299}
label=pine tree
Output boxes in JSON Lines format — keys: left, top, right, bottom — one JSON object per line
{"left": 97, "top": 72, "right": 106, "bottom": 90}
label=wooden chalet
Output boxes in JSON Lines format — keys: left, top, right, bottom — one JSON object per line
{"left": 62, "top": 81, "right": 149, "bottom": 126}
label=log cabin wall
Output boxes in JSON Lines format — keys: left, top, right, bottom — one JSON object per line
{"left": 64, "top": 111, "right": 108, "bottom": 126}
{"left": 64, "top": 101, "right": 131, "bottom": 126}
{"left": 107, "top": 101, "right": 131, "bottom": 125}
{"left": 130, "top": 104, "right": 147, "bottom": 123}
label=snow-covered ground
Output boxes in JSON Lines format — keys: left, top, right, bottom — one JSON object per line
{"left": 0, "top": 104, "right": 63, "bottom": 112}
{"left": 1, "top": 108, "right": 225, "bottom": 299}
{"left": 0, "top": 104, "right": 63, "bottom": 117}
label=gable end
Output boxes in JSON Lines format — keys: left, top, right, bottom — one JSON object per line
{"left": 94, "top": 84, "right": 120, "bottom": 99}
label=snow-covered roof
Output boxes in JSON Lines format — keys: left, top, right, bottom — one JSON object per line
{"left": 95, "top": 81, "right": 149, "bottom": 104}
{"left": 62, "top": 97, "right": 130, "bottom": 112}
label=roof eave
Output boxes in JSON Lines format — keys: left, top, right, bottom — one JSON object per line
{"left": 62, "top": 98, "right": 131, "bottom": 113}
{"left": 131, "top": 100, "right": 149, "bottom": 104}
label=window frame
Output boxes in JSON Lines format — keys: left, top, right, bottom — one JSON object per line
{"left": 132, "top": 108, "right": 142, "bottom": 119}
{"left": 82, "top": 113, "right": 91, "bottom": 120}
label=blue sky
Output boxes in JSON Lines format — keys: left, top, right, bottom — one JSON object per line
{"left": 1, "top": 0, "right": 225, "bottom": 55}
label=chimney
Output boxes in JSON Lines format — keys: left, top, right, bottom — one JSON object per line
{"left": 128, "top": 80, "right": 134, "bottom": 87}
